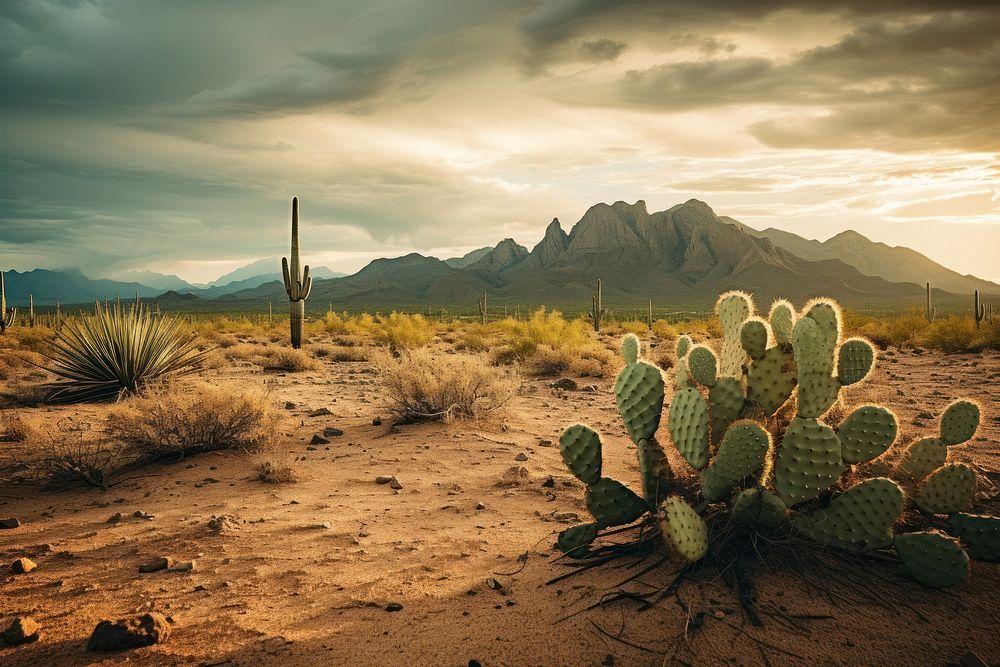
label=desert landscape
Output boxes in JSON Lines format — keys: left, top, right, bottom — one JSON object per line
{"left": 4, "top": 1, "right": 1000, "bottom": 665}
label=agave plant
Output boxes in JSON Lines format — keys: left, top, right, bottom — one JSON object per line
{"left": 43, "top": 301, "right": 208, "bottom": 402}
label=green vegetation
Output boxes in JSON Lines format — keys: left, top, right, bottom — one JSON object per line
{"left": 42, "top": 302, "right": 208, "bottom": 402}
{"left": 553, "top": 291, "right": 997, "bottom": 589}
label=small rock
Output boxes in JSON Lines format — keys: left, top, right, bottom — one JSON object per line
{"left": 551, "top": 378, "right": 578, "bottom": 391}
{"left": 87, "top": 612, "right": 171, "bottom": 652}
{"left": 323, "top": 427, "right": 345, "bottom": 437}
{"left": 310, "top": 434, "right": 330, "bottom": 445}
{"left": 375, "top": 475, "right": 394, "bottom": 484}
{"left": 486, "top": 577, "right": 503, "bottom": 591}
{"left": 139, "top": 556, "right": 173, "bottom": 573}
{"left": 284, "top": 401, "right": 296, "bottom": 410}
{"left": 541, "top": 476, "right": 555, "bottom": 488}
{"left": 2, "top": 617, "right": 41, "bottom": 645}
{"left": 385, "top": 602, "right": 403, "bottom": 612}
{"left": 389, "top": 478, "right": 403, "bottom": 490}
{"left": 475, "top": 502, "right": 485, "bottom": 510}
{"left": 514, "top": 452, "right": 529, "bottom": 462}
{"left": 0, "top": 517, "right": 22, "bottom": 529}
{"left": 11, "top": 558, "right": 36, "bottom": 574}
{"left": 372, "top": 417, "right": 383, "bottom": 426}
{"left": 498, "top": 466, "right": 530, "bottom": 487}
{"left": 168, "top": 560, "right": 195, "bottom": 573}
{"left": 207, "top": 514, "right": 242, "bottom": 534}
{"left": 602, "top": 655, "right": 615, "bottom": 666}
{"left": 133, "top": 510, "right": 154, "bottom": 520}
{"left": 712, "top": 610, "right": 725, "bottom": 619}
{"left": 308, "top": 408, "right": 333, "bottom": 417}
{"left": 107, "top": 512, "right": 123, "bottom": 524}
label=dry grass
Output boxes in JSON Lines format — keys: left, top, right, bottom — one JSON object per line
{"left": 105, "top": 382, "right": 281, "bottom": 460}
{"left": 35, "top": 418, "right": 132, "bottom": 490}
{"left": 376, "top": 349, "right": 519, "bottom": 423}
{"left": 224, "top": 343, "right": 319, "bottom": 371}
{"left": 0, "top": 409, "right": 33, "bottom": 442}
{"left": 846, "top": 309, "right": 1000, "bottom": 352}
{"left": 254, "top": 448, "right": 298, "bottom": 483}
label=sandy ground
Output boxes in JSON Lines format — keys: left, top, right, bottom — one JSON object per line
{"left": 1, "top": 342, "right": 999, "bottom": 667}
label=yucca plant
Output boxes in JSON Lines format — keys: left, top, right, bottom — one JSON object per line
{"left": 42, "top": 301, "right": 208, "bottom": 402}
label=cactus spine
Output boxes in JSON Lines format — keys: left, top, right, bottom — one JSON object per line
{"left": 281, "top": 196, "right": 313, "bottom": 349}
{"left": 586, "top": 279, "right": 606, "bottom": 332}
{"left": 925, "top": 282, "right": 935, "bottom": 323}
{"left": 975, "top": 290, "right": 985, "bottom": 328}
{"left": 0, "top": 271, "right": 15, "bottom": 334}
{"left": 478, "top": 290, "right": 487, "bottom": 325}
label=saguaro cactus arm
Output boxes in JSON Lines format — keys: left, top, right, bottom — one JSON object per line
{"left": 0, "top": 271, "right": 16, "bottom": 333}
{"left": 975, "top": 290, "right": 985, "bottom": 328}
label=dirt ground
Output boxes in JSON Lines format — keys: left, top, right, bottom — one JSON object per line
{"left": 2, "top": 341, "right": 999, "bottom": 667}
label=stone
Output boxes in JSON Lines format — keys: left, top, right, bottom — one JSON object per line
{"left": 2, "top": 617, "right": 41, "bottom": 645}
{"left": 514, "top": 452, "right": 529, "bottom": 462}
{"left": 168, "top": 561, "right": 195, "bottom": 573}
{"left": 551, "top": 378, "right": 578, "bottom": 391}
{"left": 139, "top": 557, "right": 173, "bottom": 573}
{"left": 385, "top": 602, "right": 403, "bottom": 612}
{"left": 475, "top": 502, "right": 486, "bottom": 510}
{"left": 87, "top": 612, "right": 171, "bottom": 651}
{"left": 284, "top": 401, "right": 296, "bottom": 410}
{"left": 308, "top": 408, "right": 332, "bottom": 417}
{"left": 107, "top": 512, "right": 123, "bottom": 524}
{"left": 0, "top": 517, "right": 21, "bottom": 529}
{"left": 375, "top": 475, "right": 394, "bottom": 484}
{"left": 207, "top": 515, "right": 242, "bottom": 534}
{"left": 323, "top": 427, "right": 345, "bottom": 437}
{"left": 372, "top": 417, "right": 383, "bottom": 426}
{"left": 310, "top": 434, "right": 330, "bottom": 445}
{"left": 389, "top": 478, "right": 403, "bottom": 490}
{"left": 11, "top": 558, "right": 36, "bottom": 574}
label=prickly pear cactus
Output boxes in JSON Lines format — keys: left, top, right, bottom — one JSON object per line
{"left": 551, "top": 290, "right": 994, "bottom": 592}
{"left": 949, "top": 513, "right": 1000, "bottom": 562}
{"left": 894, "top": 531, "right": 969, "bottom": 588}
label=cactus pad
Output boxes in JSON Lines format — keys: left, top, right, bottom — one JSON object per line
{"left": 837, "top": 338, "right": 875, "bottom": 386}
{"left": 740, "top": 318, "right": 769, "bottom": 361}
{"left": 557, "top": 522, "right": 598, "bottom": 556}
{"left": 804, "top": 299, "right": 841, "bottom": 360}
{"left": 668, "top": 387, "right": 710, "bottom": 470}
{"left": 676, "top": 334, "right": 692, "bottom": 358}
{"left": 796, "top": 368, "right": 841, "bottom": 418}
{"left": 708, "top": 377, "right": 745, "bottom": 443}
{"left": 949, "top": 513, "right": 1000, "bottom": 562}
{"left": 621, "top": 334, "right": 640, "bottom": 365}
{"left": 687, "top": 345, "right": 718, "bottom": 388}
{"left": 711, "top": 421, "right": 770, "bottom": 483}
{"left": 716, "top": 291, "right": 752, "bottom": 377}
{"left": 940, "top": 400, "right": 979, "bottom": 446}
{"left": 792, "top": 478, "right": 903, "bottom": 551}
{"left": 559, "top": 424, "right": 602, "bottom": 485}
{"left": 675, "top": 357, "right": 692, "bottom": 388}
{"left": 585, "top": 478, "right": 649, "bottom": 528}
{"left": 768, "top": 300, "right": 795, "bottom": 346}
{"left": 614, "top": 361, "right": 664, "bottom": 444}
{"left": 659, "top": 496, "right": 708, "bottom": 562}
{"left": 700, "top": 466, "right": 734, "bottom": 503}
{"left": 837, "top": 405, "right": 897, "bottom": 464}
{"left": 747, "top": 346, "right": 796, "bottom": 416}
{"left": 895, "top": 437, "right": 947, "bottom": 481}
{"left": 732, "top": 488, "right": 787, "bottom": 529}
{"left": 894, "top": 532, "right": 969, "bottom": 588}
{"left": 773, "top": 417, "right": 844, "bottom": 506}
{"left": 915, "top": 463, "right": 976, "bottom": 514}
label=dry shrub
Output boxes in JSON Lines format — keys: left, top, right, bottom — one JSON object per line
{"left": 372, "top": 312, "right": 434, "bottom": 350}
{"left": 377, "top": 349, "right": 518, "bottom": 423}
{"left": 651, "top": 320, "right": 679, "bottom": 340}
{"left": 491, "top": 339, "right": 537, "bottom": 365}
{"left": 106, "top": 382, "right": 280, "bottom": 460}
{"left": 0, "top": 409, "right": 32, "bottom": 442}
{"left": 224, "top": 343, "right": 318, "bottom": 371}
{"left": 254, "top": 448, "right": 298, "bottom": 483}
{"left": 923, "top": 315, "right": 979, "bottom": 353}
{"left": 36, "top": 418, "right": 132, "bottom": 490}
{"left": 528, "top": 344, "right": 571, "bottom": 376}
{"left": 328, "top": 346, "right": 368, "bottom": 362}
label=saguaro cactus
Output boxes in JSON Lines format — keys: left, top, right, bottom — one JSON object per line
{"left": 974, "top": 290, "right": 985, "bottom": 328}
{"left": 479, "top": 290, "right": 487, "bottom": 325}
{"left": 0, "top": 271, "right": 16, "bottom": 334}
{"left": 281, "top": 196, "right": 313, "bottom": 349}
{"left": 647, "top": 299, "right": 653, "bottom": 331}
{"left": 28, "top": 294, "right": 34, "bottom": 328}
{"left": 925, "top": 283, "right": 936, "bottom": 323}
{"left": 587, "top": 279, "right": 606, "bottom": 332}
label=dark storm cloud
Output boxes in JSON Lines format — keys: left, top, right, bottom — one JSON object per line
{"left": 544, "top": 6, "right": 1000, "bottom": 151}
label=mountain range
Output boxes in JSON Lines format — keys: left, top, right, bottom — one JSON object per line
{"left": 4, "top": 199, "right": 997, "bottom": 312}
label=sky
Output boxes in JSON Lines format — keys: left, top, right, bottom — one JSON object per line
{"left": 1, "top": 0, "right": 999, "bottom": 283}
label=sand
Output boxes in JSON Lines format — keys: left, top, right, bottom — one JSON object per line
{"left": 1, "top": 343, "right": 999, "bottom": 666}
